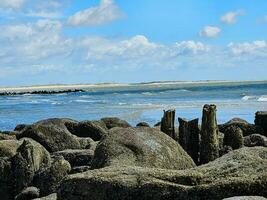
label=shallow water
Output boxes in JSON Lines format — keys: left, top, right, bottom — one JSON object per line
{"left": 0, "top": 82, "right": 267, "bottom": 130}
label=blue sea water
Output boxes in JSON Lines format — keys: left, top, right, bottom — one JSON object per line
{"left": 0, "top": 82, "right": 267, "bottom": 131}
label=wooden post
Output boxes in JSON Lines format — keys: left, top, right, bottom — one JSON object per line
{"left": 161, "top": 109, "right": 175, "bottom": 139}
{"left": 200, "top": 104, "right": 219, "bottom": 164}
{"left": 178, "top": 118, "right": 200, "bottom": 165}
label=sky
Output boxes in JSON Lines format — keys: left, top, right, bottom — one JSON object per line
{"left": 0, "top": 0, "right": 267, "bottom": 86}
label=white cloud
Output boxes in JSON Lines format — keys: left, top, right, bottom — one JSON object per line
{"left": 221, "top": 10, "right": 244, "bottom": 24}
{"left": 228, "top": 40, "right": 267, "bottom": 55}
{"left": 0, "top": 0, "right": 24, "bottom": 9}
{"left": 0, "top": 20, "right": 72, "bottom": 63}
{"left": 67, "top": 0, "right": 123, "bottom": 26}
{"left": 174, "top": 41, "right": 209, "bottom": 54}
{"left": 200, "top": 26, "right": 221, "bottom": 38}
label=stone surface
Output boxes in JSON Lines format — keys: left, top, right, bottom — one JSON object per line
{"left": 223, "top": 196, "right": 267, "bottom": 200}
{"left": 223, "top": 126, "right": 244, "bottom": 149}
{"left": 66, "top": 120, "right": 108, "bottom": 141}
{"left": 0, "top": 133, "right": 16, "bottom": 140}
{"left": 59, "top": 147, "right": 267, "bottom": 200}
{"left": 15, "top": 187, "right": 40, "bottom": 200}
{"left": 0, "top": 157, "right": 12, "bottom": 200}
{"left": 136, "top": 122, "right": 150, "bottom": 127}
{"left": 219, "top": 118, "right": 264, "bottom": 136}
{"left": 244, "top": 134, "right": 267, "bottom": 147}
{"left": 53, "top": 149, "right": 94, "bottom": 167}
{"left": 0, "top": 140, "right": 20, "bottom": 158}
{"left": 91, "top": 127, "right": 195, "bottom": 170}
{"left": 255, "top": 111, "right": 267, "bottom": 134}
{"left": 16, "top": 118, "right": 82, "bottom": 152}
{"left": 33, "top": 193, "right": 57, "bottom": 200}
{"left": 11, "top": 138, "right": 51, "bottom": 194}
{"left": 101, "top": 117, "right": 131, "bottom": 129}
{"left": 33, "top": 156, "right": 71, "bottom": 196}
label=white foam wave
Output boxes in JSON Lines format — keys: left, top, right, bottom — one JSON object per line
{"left": 141, "top": 92, "right": 154, "bottom": 96}
{"left": 242, "top": 96, "right": 257, "bottom": 101}
{"left": 258, "top": 96, "right": 267, "bottom": 102}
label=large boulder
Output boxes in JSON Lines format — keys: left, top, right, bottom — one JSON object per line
{"left": 0, "top": 133, "right": 16, "bottom": 140}
{"left": 223, "top": 126, "right": 244, "bottom": 150}
{"left": 33, "top": 156, "right": 71, "bottom": 196}
{"left": 11, "top": 138, "right": 51, "bottom": 195}
{"left": 219, "top": 118, "right": 264, "bottom": 136}
{"left": 53, "top": 149, "right": 94, "bottom": 167}
{"left": 0, "top": 140, "right": 21, "bottom": 158}
{"left": 15, "top": 187, "right": 40, "bottom": 200}
{"left": 101, "top": 117, "right": 131, "bottom": 129}
{"left": 59, "top": 147, "right": 267, "bottom": 200}
{"left": 65, "top": 120, "right": 108, "bottom": 141}
{"left": 244, "top": 134, "right": 267, "bottom": 147}
{"left": 0, "top": 157, "right": 12, "bottom": 200}
{"left": 91, "top": 127, "right": 195, "bottom": 170}
{"left": 223, "top": 197, "right": 267, "bottom": 200}
{"left": 255, "top": 111, "right": 267, "bottom": 134}
{"left": 16, "top": 118, "right": 82, "bottom": 152}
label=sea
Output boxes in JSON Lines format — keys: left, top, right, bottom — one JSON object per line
{"left": 0, "top": 81, "right": 267, "bottom": 131}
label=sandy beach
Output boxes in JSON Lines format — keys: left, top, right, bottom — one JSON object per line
{"left": 1, "top": 80, "right": 266, "bottom": 94}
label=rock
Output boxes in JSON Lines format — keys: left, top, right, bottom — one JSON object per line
{"left": 53, "top": 149, "right": 94, "bottom": 167}
{"left": 244, "top": 134, "right": 267, "bottom": 147}
{"left": 11, "top": 153, "right": 34, "bottom": 195}
{"left": 33, "top": 193, "right": 57, "bottom": 200}
{"left": 0, "top": 157, "right": 12, "bottom": 200}
{"left": 223, "top": 196, "right": 267, "bottom": 200}
{"left": 91, "top": 127, "right": 195, "bottom": 170}
{"left": 58, "top": 147, "right": 267, "bottom": 200}
{"left": 70, "top": 166, "right": 91, "bottom": 174}
{"left": 78, "top": 137, "right": 97, "bottom": 150}
{"left": 219, "top": 118, "right": 264, "bottom": 136}
{"left": 14, "top": 124, "right": 30, "bottom": 132}
{"left": 101, "top": 117, "right": 131, "bottom": 129}
{"left": 0, "top": 140, "right": 20, "bottom": 158}
{"left": 178, "top": 118, "right": 200, "bottom": 164}
{"left": 11, "top": 138, "right": 51, "bottom": 194}
{"left": 160, "top": 109, "right": 175, "bottom": 139}
{"left": 200, "top": 104, "right": 219, "bottom": 164}
{"left": 154, "top": 121, "right": 161, "bottom": 127}
{"left": 66, "top": 120, "right": 108, "bottom": 141}
{"left": 16, "top": 118, "right": 82, "bottom": 152}
{"left": 15, "top": 187, "right": 40, "bottom": 200}
{"left": 0, "top": 133, "right": 16, "bottom": 140}
{"left": 33, "top": 156, "right": 71, "bottom": 196}
{"left": 223, "top": 126, "right": 244, "bottom": 149}
{"left": 136, "top": 122, "right": 150, "bottom": 127}
{"left": 219, "top": 145, "right": 233, "bottom": 156}
{"left": 255, "top": 111, "right": 267, "bottom": 134}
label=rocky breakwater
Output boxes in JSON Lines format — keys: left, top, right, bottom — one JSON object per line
{"left": 0, "top": 107, "right": 266, "bottom": 200}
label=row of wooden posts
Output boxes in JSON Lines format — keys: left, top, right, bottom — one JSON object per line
{"left": 161, "top": 104, "right": 219, "bottom": 165}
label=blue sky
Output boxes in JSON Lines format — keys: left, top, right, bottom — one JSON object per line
{"left": 0, "top": 0, "right": 267, "bottom": 86}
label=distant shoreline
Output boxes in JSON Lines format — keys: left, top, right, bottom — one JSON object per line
{"left": 0, "top": 80, "right": 266, "bottom": 95}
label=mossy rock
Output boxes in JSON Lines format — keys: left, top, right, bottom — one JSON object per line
{"left": 101, "top": 117, "right": 131, "bottom": 129}
{"left": 16, "top": 118, "right": 82, "bottom": 152}
{"left": 65, "top": 120, "right": 108, "bottom": 141}
{"left": 0, "top": 140, "right": 21, "bottom": 158}
{"left": 92, "top": 127, "right": 195, "bottom": 170}
{"left": 219, "top": 118, "right": 264, "bottom": 136}
{"left": 244, "top": 134, "right": 267, "bottom": 147}
{"left": 58, "top": 147, "right": 267, "bottom": 200}
{"left": 53, "top": 149, "right": 94, "bottom": 167}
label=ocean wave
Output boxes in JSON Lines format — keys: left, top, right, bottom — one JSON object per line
{"left": 257, "top": 96, "right": 267, "bottom": 102}
{"left": 141, "top": 92, "right": 154, "bottom": 96}
{"left": 74, "top": 99, "right": 96, "bottom": 103}
{"left": 241, "top": 95, "right": 257, "bottom": 101}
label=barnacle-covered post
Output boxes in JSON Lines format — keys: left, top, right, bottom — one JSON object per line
{"left": 200, "top": 104, "right": 219, "bottom": 164}
{"left": 161, "top": 109, "right": 175, "bottom": 139}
